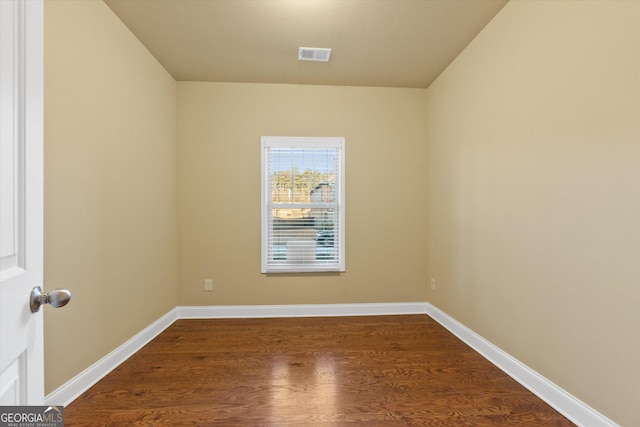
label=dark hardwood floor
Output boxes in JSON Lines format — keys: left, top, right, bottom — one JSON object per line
{"left": 65, "top": 315, "right": 574, "bottom": 426}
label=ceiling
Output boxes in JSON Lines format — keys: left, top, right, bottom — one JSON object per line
{"left": 105, "top": 0, "right": 508, "bottom": 89}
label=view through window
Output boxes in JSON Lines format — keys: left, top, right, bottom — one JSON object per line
{"left": 261, "top": 137, "right": 345, "bottom": 273}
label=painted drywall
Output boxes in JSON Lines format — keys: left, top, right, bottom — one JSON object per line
{"left": 177, "top": 83, "right": 429, "bottom": 306}
{"left": 44, "top": 0, "right": 178, "bottom": 394}
{"left": 425, "top": 1, "right": 640, "bottom": 425}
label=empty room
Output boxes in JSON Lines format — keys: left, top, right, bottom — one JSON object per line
{"left": 1, "top": 0, "right": 637, "bottom": 426}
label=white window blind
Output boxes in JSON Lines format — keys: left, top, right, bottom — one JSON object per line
{"left": 261, "top": 136, "right": 345, "bottom": 273}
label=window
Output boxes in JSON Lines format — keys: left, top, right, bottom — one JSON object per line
{"left": 261, "top": 136, "right": 345, "bottom": 273}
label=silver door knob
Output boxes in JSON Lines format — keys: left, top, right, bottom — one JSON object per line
{"left": 30, "top": 286, "right": 72, "bottom": 313}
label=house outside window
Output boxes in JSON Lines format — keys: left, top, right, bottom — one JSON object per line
{"left": 261, "top": 136, "right": 345, "bottom": 273}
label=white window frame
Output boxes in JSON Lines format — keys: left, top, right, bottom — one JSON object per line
{"left": 261, "top": 136, "right": 345, "bottom": 273}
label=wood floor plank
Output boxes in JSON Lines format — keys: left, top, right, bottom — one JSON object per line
{"left": 64, "top": 315, "right": 574, "bottom": 426}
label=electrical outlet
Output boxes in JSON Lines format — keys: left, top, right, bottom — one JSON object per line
{"left": 204, "top": 279, "right": 213, "bottom": 291}
{"left": 430, "top": 278, "right": 436, "bottom": 291}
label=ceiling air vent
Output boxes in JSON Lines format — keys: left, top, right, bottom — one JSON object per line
{"left": 298, "top": 47, "right": 331, "bottom": 62}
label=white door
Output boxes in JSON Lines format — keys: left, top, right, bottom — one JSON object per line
{"left": 0, "top": 0, "right": 45, "bottom": 405}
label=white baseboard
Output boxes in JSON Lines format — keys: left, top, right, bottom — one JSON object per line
{"left": 45, "top": 302, "right": 618, "bottom": 427}
{"left": 425, "top": 303, "right": 618, "bottom": 427}
{"left": 177, "top": 302, "right": 429, "bottom": 319}
{"left": 44, "top": 308, "right": 178, "bottom": 407}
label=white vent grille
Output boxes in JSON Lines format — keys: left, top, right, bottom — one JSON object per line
{"left": 298, "top": 47, "right": 331, "bottom": 62}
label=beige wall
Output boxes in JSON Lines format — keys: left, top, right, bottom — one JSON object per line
{"left": 44, "top": 1, "right": 178, "bottom": 394}
{"left": 425, "top": 1, "right": 640, "bottom": 425}
{"left": 177, "top": 83, "right": 429, "bottom": 306}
